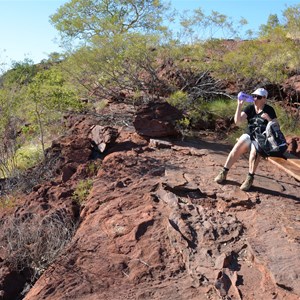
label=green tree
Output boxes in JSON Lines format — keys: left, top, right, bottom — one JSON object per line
{"left": 283, "top": 4, "right": 300, "bottom": 39}
{"left": 26, "top": 67, "right": 84, "bottom": 156}
{"left": 50, "top": 0, "right": 168, "bottom": 45}
{"left": 60, "top": 32, "right": 170, "bottom": 104}
{"left": 259, "top": 14, "right": 281, "bottom": 37}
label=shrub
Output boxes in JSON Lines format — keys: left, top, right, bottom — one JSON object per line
{"left": 273, "top": 102, "right": 300, "bottom": 136}
{"left": 0, "top": 194, "right": 16, "bottom": 209}
{"left": 185, "top": 98, "right": 236, "bottom": 129}
{"left": 166, "top": 91, "right": 189, "bottom": 110}
{"left": 72, "top": 179, "right": 93, "bottom": 204}
{"left": 3, "top": 211, "right": 77, "bottom": 282}
{"left": 15, "top": 144, "right": 44, "bottom": 171}
{"left": 205, "top": 98, "right": 237, "bottom": 119}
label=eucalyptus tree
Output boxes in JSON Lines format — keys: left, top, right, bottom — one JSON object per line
{"left": 50, "top": 0, "right": 168, "bottom": 46}
{"left": 49, "top": 0, "right": 172, "bottom": 104}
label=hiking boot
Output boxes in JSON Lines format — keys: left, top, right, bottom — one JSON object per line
{"left": 240, "top": 175, "right": 254, "bottom": 191}
{"left": 214, "top": 169, "right": 228, "bottom": 184}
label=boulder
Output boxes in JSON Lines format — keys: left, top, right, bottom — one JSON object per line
{"left": 133, "top": 101, "right": 183, "bottom": 137}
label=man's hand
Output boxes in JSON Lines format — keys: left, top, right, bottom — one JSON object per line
{"left": 261, "top": 113, "right": 271, "bottom": 122}
{"left": 237, "top": 98, "right": 245, "bottom": 106}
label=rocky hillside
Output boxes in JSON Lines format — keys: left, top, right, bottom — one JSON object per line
{"left": 0, "top": 101, "right": 299, "bottom": 300}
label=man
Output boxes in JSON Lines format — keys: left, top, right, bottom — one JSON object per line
{"left": 214, "top": 88, "right": 277, "bottom": 191}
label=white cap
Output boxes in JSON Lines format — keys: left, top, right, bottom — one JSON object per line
{"left": 252, "top": 88, "right": 268, "bottom": 98}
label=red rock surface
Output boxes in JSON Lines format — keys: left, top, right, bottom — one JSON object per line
{"left": 0, "top": 104, "right": 299, "bottom": 300}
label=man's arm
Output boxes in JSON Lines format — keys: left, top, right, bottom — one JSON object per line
{"left": 234, "top": 102, "right": 248, "bottom": 125}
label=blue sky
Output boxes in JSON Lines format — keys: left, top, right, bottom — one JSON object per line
{"left": 0, "top": 0, "right": 299, "bottom": 70}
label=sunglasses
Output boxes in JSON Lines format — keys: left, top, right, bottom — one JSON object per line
{"left": 254, "top": 95, "right": 263, "bottom": 100}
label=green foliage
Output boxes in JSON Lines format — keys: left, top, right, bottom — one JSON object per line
{"left": 177, "top": 117, "right": 190, "bottom": 128}
{"left": 187, "top": 98, "right": 236, "bottom": 127}
{"left": 0, "top": 57, "right": 87, "bottom": 177}
{"left": 166, "top": 91, "right": 189, "bottom": 110}
{"left": 50, "top": 0, "right": 168, "bottom": 45}
{"left": 27, "top": 67, "right": 83, "bottom": 112}
{"left": 72, "top": 179, "right": 93, "bottom": 204}
{"left": 206, "top": 5, "right": 300, "bottom": 84}
{"left": 214, "top": 41, "right": 257, "bottom": 80}
{"left": 168, "top": 93, "right": 237, "bottom": 131}
{"left": 214, "top": 36, "right": 299, "bottom": 85}
{"left": 259, "top": 5, "right": 300, "bottom": 39}
{"left": 0, "top": 141, "right": 46, "bottom": 179}
{"left": 15, "top": 144, "right": 44, "bottom": 171}
{"left": 0, "top": 89, "right": 21, "bottom": 133}
{"left": 259, "top": 14, "right": 281, "bottom": 37}
{"left": 167, "top": 91, "right": 191, "bottom": 135}
{"left": 273, "top": 103, "right": 300, "bottom": 136}
{"left": 25, "top": 66, "right": 85, "bottom": 155}
{"left": 283, "top": 4, "right": 300, "bottom": 39}
{"left": 44, "top": 52, "right": 65, "bottom": 64}
{"left": 166, "top": 42, "right": 208, "bottom": 73}
{"left": 2, "top": 59, "right": 37, "bottom": 86}
{"left": 205, "top": 99, "right": 237, "bottom": 119}
{"left": 61, "top": 32, "right": 164, "bottom": 101}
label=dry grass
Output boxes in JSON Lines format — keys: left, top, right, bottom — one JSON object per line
{"left": 2, "top": 210, "right": 78, "bottom": 281}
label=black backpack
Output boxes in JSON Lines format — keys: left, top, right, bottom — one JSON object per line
{"left": 253, "top": 120, "right": 287, "bottom": 157}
